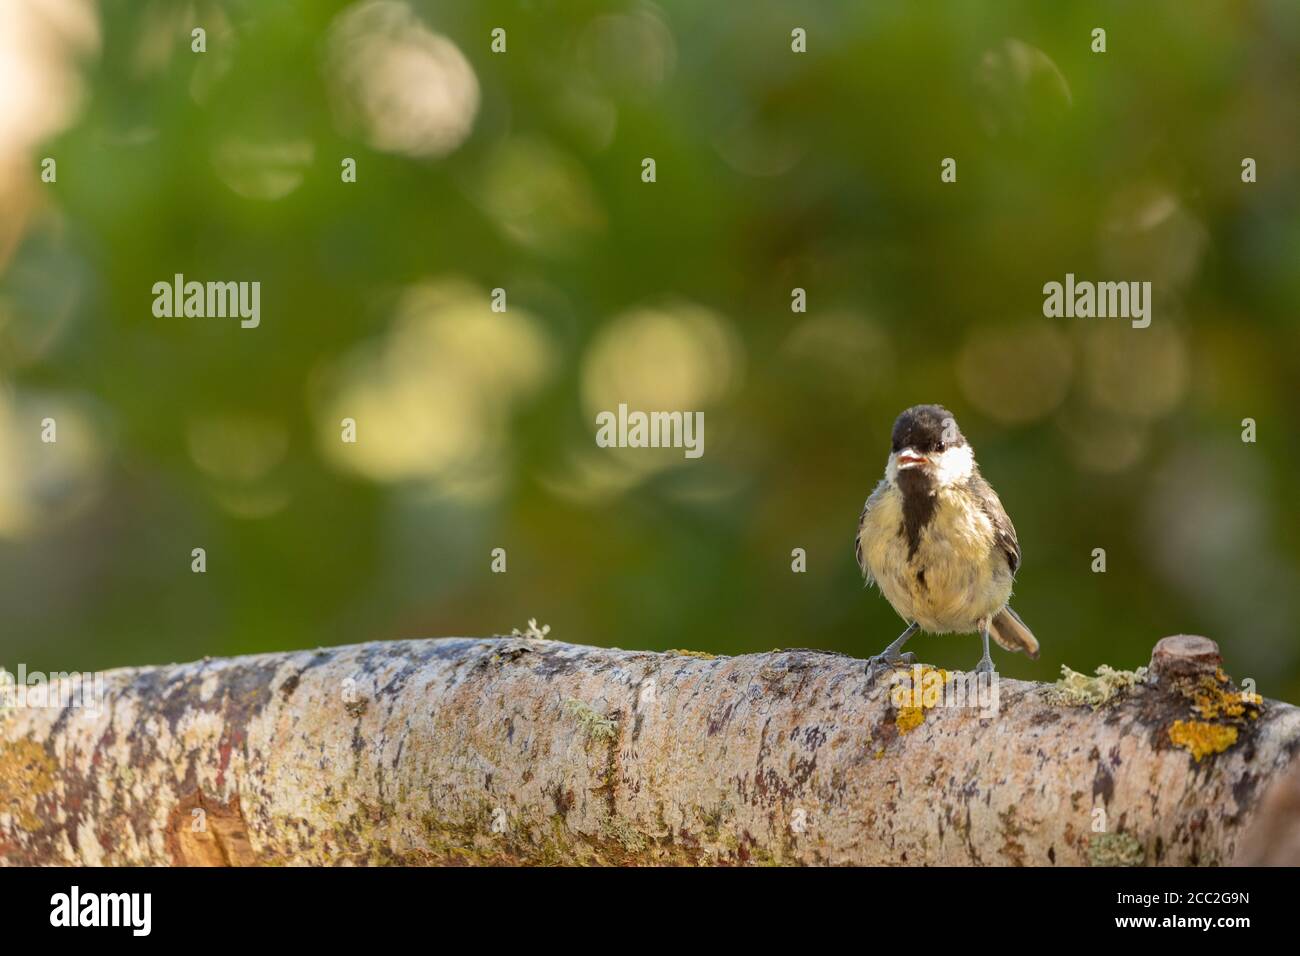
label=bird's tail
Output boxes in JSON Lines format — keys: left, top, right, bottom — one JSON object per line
{"left": 990, "top": 606, "right": 1039, "bottom": 660}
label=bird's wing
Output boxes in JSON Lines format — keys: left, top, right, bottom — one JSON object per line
{"left": 969, "top": 474, "right": 1021, "bottom": 575}
{"left": 855, "top": 480, "right": 888, "bottom": 586}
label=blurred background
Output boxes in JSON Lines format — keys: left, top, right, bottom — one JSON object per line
{"left": 1, "top": 0, "right": 1298, "bottom": 699}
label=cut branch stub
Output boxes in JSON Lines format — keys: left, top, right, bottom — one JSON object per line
{"left": 1149, "top": 634, "right": 1222, "bottom": 682}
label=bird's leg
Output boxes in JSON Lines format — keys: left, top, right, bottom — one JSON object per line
{"left": 972, "top": 621, "right": 996, "bottom": 675}
{"left": 865, "top": 622, "right": 919, "bottom": 678}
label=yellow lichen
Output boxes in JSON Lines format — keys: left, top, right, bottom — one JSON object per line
{"left": 1046, "top": 664, "right": 1148, "bottom": 708}
{"left": 0, "top": 738, "right": 58, "bottom": 831}
{"left": 895, "top": 707, "right": 925, "bottom": 733}
{"left": 1168, "top": 720, "right": 1238, "bottom": 762}
{"left": 563, "top": 698, "right": 618, "bottom": 741}
{"left": 891, "top": 665, "right": 953, "bottom": 733}
{"left": 1187, "top": 671, "right": 1262, "bottom": 721}
{"left": 665, "top": 649, "right": 716, "bottom": 659}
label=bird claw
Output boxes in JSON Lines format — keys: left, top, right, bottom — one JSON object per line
{"left": 865, "top": 651, "right": 916, "bottom": 680}
{"left": 971, "top": 656, "right": 996, "bottom": 676}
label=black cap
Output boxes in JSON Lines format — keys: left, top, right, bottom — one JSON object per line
{"left": 891, "top": 404, "right": 966, "bottom": 453}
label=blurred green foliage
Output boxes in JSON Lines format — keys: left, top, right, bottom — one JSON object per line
{"left": 2, "top": 0, "right": 1298, "bottom": 702}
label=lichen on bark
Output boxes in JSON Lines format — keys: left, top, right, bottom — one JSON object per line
{"left": 1, "top": 634, "right": 1297, "bottom": 866}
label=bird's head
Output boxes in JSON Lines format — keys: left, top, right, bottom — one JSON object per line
{"left": 885, "top": 404, "right": 975, "bottom": 489}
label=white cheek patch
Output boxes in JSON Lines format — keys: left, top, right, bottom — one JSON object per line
{"left": 885, "top": 451, "right": 900, "bottom": 483}
{"left": 934, "top": 444, "right": 974, "bottom": 484}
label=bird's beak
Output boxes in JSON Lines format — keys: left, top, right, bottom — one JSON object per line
{"left": 896, "top": 448, "right": 927, "bottom": 469}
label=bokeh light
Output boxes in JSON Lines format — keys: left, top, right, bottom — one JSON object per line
{"left": 314, "top": 280, "right": 554, "bottom": 499}
{"left": 0, "top": 1, "right": 1295, "bottom": 704}
{"left": 324, "top": 1, "right": 479, "bottom": 160}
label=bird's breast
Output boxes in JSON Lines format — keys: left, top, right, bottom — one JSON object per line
{"left": 861, "top": 484, "right": 1012, "bottom": 633}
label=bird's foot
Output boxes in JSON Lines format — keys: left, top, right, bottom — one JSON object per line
{"left": 865, "top": 651, "right": 916, "bottom": 680}
{"left": 970, "top": 655, "right": 996, "bottom": 676}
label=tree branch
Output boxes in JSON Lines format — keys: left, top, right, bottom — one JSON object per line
{"left": 2, "top": 634, "right": 1296, "bottom": 865}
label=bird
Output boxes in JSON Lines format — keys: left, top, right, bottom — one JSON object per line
{"left": 855, "top": 404, "right": 1038, "bottom": 676}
